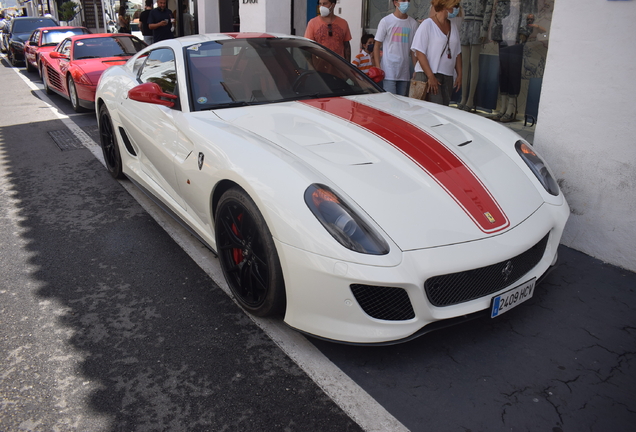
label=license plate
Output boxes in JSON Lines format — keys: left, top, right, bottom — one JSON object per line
{"left": 490, "top": 278, "right": 536, "bottom": 318}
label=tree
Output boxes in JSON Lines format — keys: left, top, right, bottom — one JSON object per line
{"left": 59, "top": 1, "right": 79, "bottom": 22}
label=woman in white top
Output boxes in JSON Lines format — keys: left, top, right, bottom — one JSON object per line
{"left": 411, "top": 0, "right": 462, "bottom": 105}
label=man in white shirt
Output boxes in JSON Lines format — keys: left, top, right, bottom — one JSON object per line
{"left": 373, "top": 0, "right": 419, "bottom": 96}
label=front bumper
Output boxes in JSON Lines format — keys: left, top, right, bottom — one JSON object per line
{"left": 278, "top": 200, "right": 569, "bottom": 344}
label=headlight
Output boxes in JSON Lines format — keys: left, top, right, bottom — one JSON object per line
{"left": 515, "top": 140, "right": 559, "bottom": 196}
{"left": 305, "top": 184, "right": 389, "bottom": 255}
{"left": 13, "top": 41, "right": 24, "bottom": 49}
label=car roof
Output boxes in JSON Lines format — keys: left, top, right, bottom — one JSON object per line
{"left": 66, "top": 33, "right": 135, "bottom": 41}
{"left": 39, "top": 26, "right": 87, "bottom": 31}
{"left": 149, "top": 32, "right": 307, "bottom": 49}
{"left": 12, "top": 17, "right": 57, "bottom": 22}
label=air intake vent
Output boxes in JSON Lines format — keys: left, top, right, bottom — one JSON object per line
{"left": 350, "top": 285, "right": 415, "bottom": 321}
{"left": 425, "top": 234, "right": 550, "bottom": 307}
{"left": 118, "top": 127, "right": 137, "bottom": 156}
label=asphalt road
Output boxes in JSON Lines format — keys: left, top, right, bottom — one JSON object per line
{"left": 1, "top": 55, "right": 635, "bottom": 432}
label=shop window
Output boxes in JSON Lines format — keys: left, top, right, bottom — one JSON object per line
{"left": 363, "top": 0, "right": 554, "bottom": 123}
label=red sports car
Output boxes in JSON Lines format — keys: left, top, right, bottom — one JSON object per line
{"left": 24, "top": 26, "right": 91, "bottom": 75}
{"left": 40, "top": 33, "right": 146, "bottom": 112}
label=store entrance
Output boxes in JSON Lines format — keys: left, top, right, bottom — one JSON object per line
{"left": 219, "top": 0, "right": 240, "bottom": 32}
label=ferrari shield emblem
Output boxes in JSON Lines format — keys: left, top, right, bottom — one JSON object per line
{"left": 198, "top": 152, "right": 204, "bottom": 170}
{"left": 484, "top": 212, "right": 496, "bottom": 223}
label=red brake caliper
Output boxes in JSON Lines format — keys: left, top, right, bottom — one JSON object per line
{"left": 231, "top": 213, "right": 244, "bottom": 265}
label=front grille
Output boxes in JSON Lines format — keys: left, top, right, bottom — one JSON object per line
{"left": 350, "top": 285, "right": 415, "bottom": 321}
{"left": 424, "top": 234, "right": 550, "bottom": 307}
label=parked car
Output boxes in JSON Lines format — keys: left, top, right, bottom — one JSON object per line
{"left": 4, "top": 16, "right": 58, "bottom": 66}
{"left": 1, "top": 17, "right": 11, "bottom": 53}
{"left": 40, "top": 33, "right": 146, "bottom": 112}
{"left": 23, "top": 26, "right": 90, "bottom": 74}
{"left": 95, "top": 33, "right": 570, "bottom": 344}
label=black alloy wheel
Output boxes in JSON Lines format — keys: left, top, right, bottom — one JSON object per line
{"left": 67, "top": 76, "right": 86, "bottom": 113}
{"left": 215, "top": 188, "right": 286, "bottom": 317}
{"left": 98, "top": 104, "right": 125, "bottom": 179}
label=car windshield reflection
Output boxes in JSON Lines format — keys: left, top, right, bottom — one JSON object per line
{"left": 185, "top": 38, "right": 381, "bottom": 111}
{"left": 73, "top": 36, "right": 145, "bottom": 60}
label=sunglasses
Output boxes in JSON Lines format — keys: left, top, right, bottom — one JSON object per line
{"left": 327, "top": 23, "right": 332, "bottom": 37}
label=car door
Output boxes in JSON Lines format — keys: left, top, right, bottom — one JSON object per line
{"left": 119, "top": 47, "right": 191, "bottom": 209}
{"left": 46, "top": 39, "right": 71, "bottom": 92}
{"left": 24, "top": 29, "right": 39, "bottom": 66}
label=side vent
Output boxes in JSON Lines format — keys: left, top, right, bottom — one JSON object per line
{"left": 118, "top": 127, "right": 137, "bottom": 156}
{"left": 350, "top": 285, "right": 415, "bottom": 321}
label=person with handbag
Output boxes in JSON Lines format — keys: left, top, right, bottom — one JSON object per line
{"left": 411, "top": 0, "right": 462, "bottom": 105}
{"left": 117, "top": 5, "right": 130, "bottom": 34}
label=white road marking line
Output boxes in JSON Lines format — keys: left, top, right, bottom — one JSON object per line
{"left": 9, "top": 63, "right": 410, "bottom": 432}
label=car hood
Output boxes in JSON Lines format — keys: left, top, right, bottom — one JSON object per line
{"left": 73, "top": 57, "right": 129, "bottom": 85}
{"left": 11, "top": 33, "right": 31, "bottom": 43}
{"left": 212, "top": 93, "right": 545, "bottom": 251}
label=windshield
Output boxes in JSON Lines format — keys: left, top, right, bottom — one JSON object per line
{"left": 185, "top": 38, "right": 382, "bottom": 111}
{"left": 13, "top": 18, "right": 57, "bottom": 34}
{"left": 73, "top": 36, "right": 146, "bottom": 60}
{"left": 42, "top": 28, "right": 89, "bottom": 46}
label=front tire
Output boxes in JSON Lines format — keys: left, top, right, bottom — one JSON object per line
{"left": 8, "top": 48, "right": 18, "bottom": 67}
{"left": 98, "top": 104, "right": 125, "bottom": 179}
{"left": 68, "top": 76, "right": 86, "bottom": 113}
{"left": 25, "top": 56, "right": 35, "bottom": 73}
{"left": 42, "top": 65, "right": 52, "bottom": 94}
{"left": 215, "top": 188, "right": 286, "bottom": 317}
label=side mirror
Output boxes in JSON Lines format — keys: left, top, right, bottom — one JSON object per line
{"left": 128, "top": 82, "right": 177, "bottom": 108}
{"left": 50, "top": 51, "right": 68, "bottom": 59}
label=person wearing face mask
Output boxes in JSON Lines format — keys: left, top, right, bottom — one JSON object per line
{"left": 373, "top": 0, "right": 420, "bottom": 96}
{"left": 411, "top": 0, "right": 462, "bottom": 105}
{"left": 352, "top": 33, "right": 375, "bottom": 75}
{"left": 305, "top": 0, "right": 352, "bottom": 62}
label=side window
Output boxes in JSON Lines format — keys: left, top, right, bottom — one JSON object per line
{"left": 60, "top": 40, "right": 71, "bottom": 57}
{"left": 30, "top": 30, "right": 39, "bottom": 44}
{"left": 138, "top": 48, "right": 178, "bottom": 96}
{"left": 132, "top": 53, "right": 149, "bottom": 76}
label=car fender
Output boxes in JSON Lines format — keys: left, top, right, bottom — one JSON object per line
{"left": 177, "top": 112, "right": 403, "bottom": 267}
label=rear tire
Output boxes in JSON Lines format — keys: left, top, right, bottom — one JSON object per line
{"left": 215, "top": 188, "right": 286, "bottom": 317}
{"left": 99, "top": 104, "right": 125, "bottom": 179}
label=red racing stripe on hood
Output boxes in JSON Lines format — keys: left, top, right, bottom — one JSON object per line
{"left": 300, "top": 97, "right": 509, "bottom": 233}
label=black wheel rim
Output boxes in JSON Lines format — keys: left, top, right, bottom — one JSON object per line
{"left": 99, "top": 111, "right": 118, "bottom": 172}
{"left": 217, "top": 200, "right": 270, "bottom": 308}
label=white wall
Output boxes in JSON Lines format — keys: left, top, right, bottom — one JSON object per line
{"left": 335, "top": 0, "right": 364, "bottom": 58}
{"left": 238, "top": 0, "right": 361, "bottom": 54}
{"left": 197, "top": 0, "right": 220, "bottom": 33}
{"left": 535, "top": 0, "right": 636, "bottom": 271}
{"left": 240, "top": 0, "right": 291, "bottom": 33}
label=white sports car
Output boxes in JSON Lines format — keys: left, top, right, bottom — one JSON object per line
{"left": 95, "top": 33, "right": 569, "bottom": 344}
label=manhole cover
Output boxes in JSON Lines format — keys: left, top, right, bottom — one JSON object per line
{"left": 48, "top": 129, "right": 85, "bottom": 151}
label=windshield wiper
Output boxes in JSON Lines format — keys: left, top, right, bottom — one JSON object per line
{"left": 76, "top": 56, "right": 101, "bottom": 59}
{"left": 201, "top": 101, "right": 250, "bottom": 110}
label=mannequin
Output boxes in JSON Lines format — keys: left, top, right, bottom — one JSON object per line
{"left": 488, "top": 0, "right": 537, "bottom": 122}
{"left": 458, "top": 0, "right": 494, "bottom": 112}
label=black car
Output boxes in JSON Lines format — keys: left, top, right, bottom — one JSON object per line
{"left": 5, "top": 16, "right": 58, "bottom": 66}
